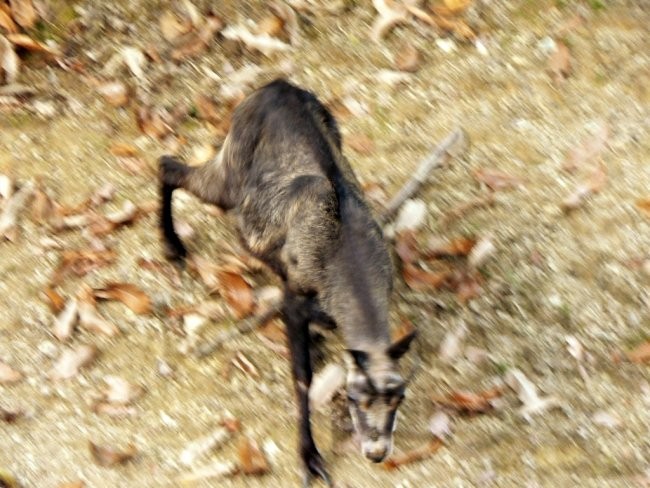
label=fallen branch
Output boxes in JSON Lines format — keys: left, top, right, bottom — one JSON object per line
{"left": 380, "top": 128, "right": 468, "bottom": 224}
{"left": 196, "top": 301, "right": 282, "bottom": 358}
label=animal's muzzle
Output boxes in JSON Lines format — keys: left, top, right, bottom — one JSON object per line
{"left": 362, "top": 439, "right": 390, "bottom": 463}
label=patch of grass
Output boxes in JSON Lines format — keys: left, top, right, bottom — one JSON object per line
{"left": 587, "top": 0, "right": 606, "bottom": 11}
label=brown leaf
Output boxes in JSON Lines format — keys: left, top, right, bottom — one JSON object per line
{"left": 454, "top": 271, "right": 483, "bottom": 303}
{"left": 97, "top": 81, "right": 129, "bottom": 107}
{"left": 170, "top": 14, "right": 223, "bottom": 61}
{"left": 347, "top": 133, "right": 375, "bottom": 155}
{"left": 77, "top": 284, "right": 119, "bottom": 337}
{"left": 431, "top": 386, "right": 503, "bottom": 415}
{"left": 135, "top": 105, "right": 175, "bottom": 139}
{"left": 383, "top": 439, "right": 443, "bottom": 470}
{"left": 31, "top": 181, "right": 54, "bottom": 224}
{"left": 89, "top": 441, "right": 137, "bottom": 467}
{"left": 424, "top": 236, "right": 476, "bottom": 258}
{"left": 1, "top": 406, "right": 23, "bottom": 423}
{"left": 0, "top": 361, "right": 22, "bottom": 384}
{"left": 548, "top": 40, "right": 571, "bottom": 82}
{"left": 395, "top": 230, "right": 420, "bottom": 265}
{"left": 159, "top": 10, "right": 192, "bottom": 43}
{"left": 403, "top": 263, "right": 451, "bottom": 291}
{"left": 6, "top": 33, "right": 54, "bottom": 54}
{"left": 256, "top": 15, "right": 284, "bottom": 38}
{"left": 394, "top": 42, "right": 420, "bottom": 72}
{"left": 194, "top": 93, "right": 221, "bottom": 124}
{"left": 217, "top": 271, "right": 255, "bottom": 319}
{"left": 52, "top": 249, "right": 116, "bottom": 283}
{"left": 94, "top": 283, "right": 152, "bottom": 315}
{"left": 49, "top": 345, "right": 97, "bottom": 380}
{"left": 9, "top": 0, "right": 36, "bottom": 29}
{"left": 635, "top": 199, "right": 650, "bottom": 217}
{"left": 0, "top": 9, "right": 18, "bottom": 33}
{"left": 237, "top": 437, "right": 270, "bottom": 475}
{"left": 626, "top": 341, "right": 650, "bottom": 364}
{"left": 473, "top": 168, "right": 524, "bottom": 191}
{"left": 44, "top": 286, "right": 65, "bottom": 313}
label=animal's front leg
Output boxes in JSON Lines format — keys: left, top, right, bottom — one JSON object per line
{"left": 283, "top": 293, "right": 332, "bottom": 487}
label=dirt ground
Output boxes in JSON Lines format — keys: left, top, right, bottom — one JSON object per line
{"left": 1, "top": 0, "right": 649, "bottom": 487}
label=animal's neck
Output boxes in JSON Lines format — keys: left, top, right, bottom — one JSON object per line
{"left": 320, "top": 213, "right": 392, "bottom": 351}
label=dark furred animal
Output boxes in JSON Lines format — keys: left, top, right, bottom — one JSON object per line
{"left": 160, "top": 79, "right": 416, "bottom": 485}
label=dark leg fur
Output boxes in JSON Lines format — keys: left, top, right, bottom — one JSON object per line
{"left": 283, "top": 292, "right": 332, "bottom": 487}
{"left": 160, "top": 156, "right": 190, "bottom": 261}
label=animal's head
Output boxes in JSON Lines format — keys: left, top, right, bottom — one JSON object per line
{"left": 345, "top": 330, "right": 417, "bottom": 463}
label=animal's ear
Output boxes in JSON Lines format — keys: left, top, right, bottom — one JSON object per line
{"left": 386, "top": 330, "right": 417, "bottom": 360}
{"left": 348, "top": 350, "right": 370, "bottom": 371}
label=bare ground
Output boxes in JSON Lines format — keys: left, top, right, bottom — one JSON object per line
{"left": 1, "top": 1, "right": 649, "bottom": 487}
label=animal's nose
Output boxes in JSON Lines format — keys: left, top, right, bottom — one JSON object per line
{"left": 363, "top": 442, "right": 389, "bottom": 463}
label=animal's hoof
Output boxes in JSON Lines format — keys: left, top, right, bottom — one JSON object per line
{"left": 163, "top": 238, "right": 187, "bottom": 264}
{"left": 302, "top": 448, "right": 332, "bottom": 487}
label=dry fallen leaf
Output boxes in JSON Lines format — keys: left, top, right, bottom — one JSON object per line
{"left": 0, "top": 34, "right": 19, "bottom": 84}
{"left": 403, "top": 263, "right": 451, "bottom": 291}
{"left": 170, "top": 14, "right": 223, "bottom": 61}
{"left": 177, "top": 460, "right": 238, "bottom": 484}
{"left": 77, "top": 284, "right": 120, "bottom": 336}
{"left": 383, "top": 439, "right": 443, "bottom": 470}
{"left": 394, "top": 42, "right": 420, "bottom": 72}
{"left": 94, "top": 282, "right": 152, "bottom": 315}
{"left": 97, "top": 81, "right": 129, "bottom": 107}
{"left": 270, "top": 1, "right": 300, "bottom": 45}
{"left": 180, "top": 425, "right": 233, "bottom": 466}
{"left": 425, "top": 236, "right": 476, "bottom": 258}
{"left": 6, "top": 33, "right": 55, "bottom": 54}
{"left": 238, "top": 437, "right": 270, "bottom": 475}
{"left": 52, "top": 249, "right": 116, "bottom": 283}
{"left": 432, "top": 386, "right": 503, "bottom": 415}
{"left": 102, "top": 375, "right": 144, "bottom": 405}
{"left": 443, "top": 0, "right": 472, "bottom": 14}
{"left": 9, "top": 0, "right": 37, "bottom": 29}
{"left": 0, "top": 360, "right": 22, "bottom": 384}
{"left": 473, "top": 168, "right": 525, "bottom": 191}
{"left": 89, "top": 441, "right": 137, "bottom": 467}
{"left": 0, "top": 180, "right": 33, "bottom": 241}
{"left": 44, "top": 286, "right": 65, "bottom": 313}
{"left": 626, "top": 341, "right": 650, "bottom": 364}
{"left": 49, "top": 345, "right": 97, "bottom": 380}
{"left": 217, "top": 271, "right": 255, "bottom": 319}
{"left": 506, "top": 369, "right": 562, "bottom": 420}
{"left": 454, "top": 271, "right": 483, "bottom": 303}
{"left": 194, "top": 93, "right": 221, "bottom": 125}
{"left": 548, "top": 39, "right": 571, "bottom": 83}
{"left": 52, "top": 298, "right": 78, "bottom": 341}
{"left": 429, "top": 410, "right": 453, "bottom": 440}
{"left": 467, "top": 235, "right": 496, "bottom": 269}
{"left": 221, "top": 24, "right": 291, "bottom": 57}
{"left": 438, "top": 322, "right": 467, "bottom": 363}
{"left": 1, "top": 405, "right": 23, "bottom": 423}
{"left": 371, "top": 0, "right": 409, "bottom": 43}
{"left": 394, "top": 230, "right": 420, "bottom": 265}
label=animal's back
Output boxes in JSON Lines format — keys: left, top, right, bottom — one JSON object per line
{"left": 222, "top": 80, "right": 352, "bottom": 283}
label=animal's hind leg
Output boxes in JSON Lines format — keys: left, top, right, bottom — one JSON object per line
{"left": 159, "top": 154, "right": 231, "bottom": 261}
